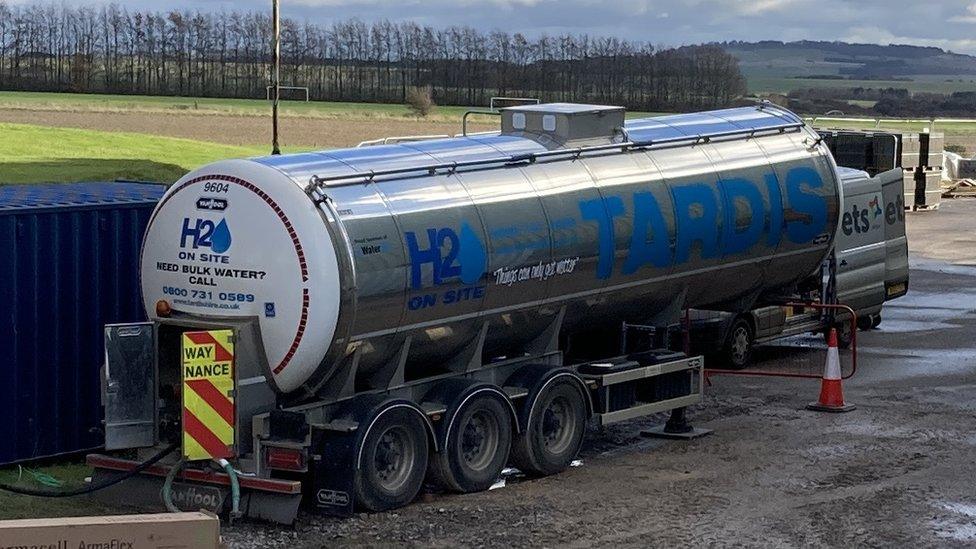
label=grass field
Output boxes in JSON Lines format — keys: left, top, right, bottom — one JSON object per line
{"left": 0, "top": 92, "right": 498, "bottom": 158}
{"left": 2, "top": 89, "right": 974, "bottom": 185}
{"left": 0, "top": 90, "right": 475, "bottom": 120}
{"left": 0, "top": 91, "right": 660, "bottom": 184}
{"left": 0, "top": 463, "right": 130, "bottom": 520}
{"left": 0, "top": 91, "right": 658, "bottom": 120}
{"left": 0, "top": 91, "right": 504, "bottom": 183}
{"left": 1, "top": 122, "right": 271, "bottom": 184}
{"left": 747, "top": 75, "right": 976, "bottom": 96}
{"left": 806, "top": 117, "right": 976, "bottom": 155}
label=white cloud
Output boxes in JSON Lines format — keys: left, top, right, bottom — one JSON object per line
{"left": 287, "top": 0, "right": 547, "bottom": 7}
{"left": 949, "top": 2, "right": 976, "bottom": 23}
{"left": 727, "top": 0, "right": 801, "bottom": 16}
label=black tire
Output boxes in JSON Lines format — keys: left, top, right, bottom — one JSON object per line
{"left": 354, "top": 406, "right": 429, "bottom": 512}
{"left": 428, "top": 392, "right": 512, "bottom": 493}
{"left": 871, "top": 313, "right": 882, "bottom": 329}
{"left": 857, "top": 314, "right": 873, "bottom": 331}
{"left": 511, "top": 376, "right": 587, "bottom": 477}
{"left": 722, "top": 318, "right": 753, "bottom": 370}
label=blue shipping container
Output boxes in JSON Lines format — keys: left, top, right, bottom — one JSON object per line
{"left": 0, "top": 182, "right": 166, "bottom": 465}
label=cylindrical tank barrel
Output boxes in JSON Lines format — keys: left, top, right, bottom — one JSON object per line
{"left": 140, "top": 104, "right": 840, "bottom": 395}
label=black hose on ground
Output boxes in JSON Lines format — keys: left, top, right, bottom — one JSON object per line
{"left": 0, "top": 443, "right": 179, "bottom": 498}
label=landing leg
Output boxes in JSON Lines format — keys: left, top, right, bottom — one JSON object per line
{"left": 641, "top": 407, "right": 713, "bottom": 440}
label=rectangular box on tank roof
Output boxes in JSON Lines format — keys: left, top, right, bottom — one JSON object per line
{"left": 501, "top": 103, "right": 626, "bottom": 146}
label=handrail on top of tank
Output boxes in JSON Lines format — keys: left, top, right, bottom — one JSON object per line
{"left": 304, "top": 116, "right": 806, "bottom": 198}
{"left": 462, "top": 109, "right": 502, "bottom": 136}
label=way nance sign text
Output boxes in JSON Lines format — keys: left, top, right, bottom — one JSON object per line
{"left": 181, "top": 330, "right": 236, "bottom": 461}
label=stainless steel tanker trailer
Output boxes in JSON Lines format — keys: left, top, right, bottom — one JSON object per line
{"left": 91, "top": 102, "right": 842, "bottom": 523}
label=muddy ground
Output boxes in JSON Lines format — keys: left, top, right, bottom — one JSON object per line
{"left": 220, "top": 198, "right": 976, "bottom": 547}
{"left": 0, "top": 109, "right": 495, "bottom": 149}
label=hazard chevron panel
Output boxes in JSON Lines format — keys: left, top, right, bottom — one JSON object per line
{"left": 182, "top": 330, "right": 235, "bottom": 461}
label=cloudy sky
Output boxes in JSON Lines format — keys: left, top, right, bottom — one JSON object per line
{"left": 25, "top": 0, "right": 976, "bottom": 54}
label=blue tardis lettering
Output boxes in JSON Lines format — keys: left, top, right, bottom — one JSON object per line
{"left": 721, "top": 178, "right": 766, "bottom": 256}
{"left": 784, "top": 166, "right": 827, "bottom": 244}
{"left": 672, "top": 184, "right": 720, "bottom": 264}
{"left": 623, "top": 192, "right": 671, "bottom": 274}
{"left": 764, "top": 173, "right": 784, "bottom": 248}
{"left": 579, "top": 195, "right": 625, "bottom": 280}
{"left": 580, "top": 166, "right": 828, "bottom": 279}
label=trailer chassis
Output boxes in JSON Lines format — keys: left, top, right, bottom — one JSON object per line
{"left": 91, "top": 310, "right": 704, "bottom": 523}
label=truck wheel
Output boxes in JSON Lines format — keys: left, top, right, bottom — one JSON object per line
{"left": 857, "top": 315, "right": 873, "bottom": 331}
{"left": 871, "top": 313, "right": 882, "bottom": 329}
{"left": 428, "top": 392, "right": 512, "bottom": 493}
{"left": 722, "top": 318, "right": 753, "bottom": 370}
{"left": 355, "top": 406, "right": 429, "bottom": 512}
{"left": 511, "top": 376, "right": 587, "bottom": 477}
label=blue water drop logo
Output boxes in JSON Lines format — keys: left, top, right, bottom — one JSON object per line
{"left": 458, "top": 222, "right": 487, "bottom": 284}
{"left": 211, "top": 218, "right": 232, "bottom": 253}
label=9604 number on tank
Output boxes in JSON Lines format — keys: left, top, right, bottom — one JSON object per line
{"left": 141, "top": 103, "right": 839, "bottom": 396}
{"left": 100, "top": 103, "right": 841, "bottom": 521}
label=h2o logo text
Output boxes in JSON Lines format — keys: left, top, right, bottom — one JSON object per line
{"left": 404, "top": 223, "right": 487, "bottom": 289}
{"left": 181, "top": 217, "right": 233, "bottom": 254}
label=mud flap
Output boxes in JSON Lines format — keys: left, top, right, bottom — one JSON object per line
{"left": 310, "top": 427, "right": 357, "bottom": 517}
{"left": 239, "top": 490, "right": 303, "bottom": 525}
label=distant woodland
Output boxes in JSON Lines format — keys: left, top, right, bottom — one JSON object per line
{"left": 0, "top": 3, "right": 747, "bottom": 111}
{"left": 786, "top": 87, "right": 976, "bottom": 118}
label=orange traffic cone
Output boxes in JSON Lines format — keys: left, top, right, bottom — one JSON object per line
{"left": 807, "top": 328, "right": 856, "bottom": 412}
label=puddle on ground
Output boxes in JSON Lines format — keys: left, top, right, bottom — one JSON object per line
{"left": 489, "top": 460, "right": 583, "bottom": 491}
{"left": 870, "top": 319, "right": 958, "bottom": 333}
{"left": 825, "top": 421, "right": 915, "bottom": 439}
{"left": 888, "top": 291, "right": 976, "bottom": 312}
{"left": 910, "top": 260, "right": 976, "bottom": 278}
{"left": 799, "top": 442, "right": 859, "bottom": 459}
{"left": 932, "top": 502, "right": 976, "bottom": 542}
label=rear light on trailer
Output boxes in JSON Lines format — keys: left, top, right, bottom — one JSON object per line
{"left": 264, "top": 446, "right": 306, "bottom": 472}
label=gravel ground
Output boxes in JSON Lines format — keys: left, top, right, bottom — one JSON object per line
{"left": 218, "top": 198, "right": 976, "bottom": 547}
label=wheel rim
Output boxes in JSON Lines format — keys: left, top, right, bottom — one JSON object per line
{"left": 731, "top": 326, "right": 749, "bottom": 364}
{"left": 540, "top": 396, "right": 574, "bottom": 454}
{"left": 459, "top": 409, "right": 500, "bottom": 471}
{"left": 372, "top": 425, "right": 415, "bottom": 492}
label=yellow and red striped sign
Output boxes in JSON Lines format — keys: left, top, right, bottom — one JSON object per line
{"left": 181, "top": 330, "right": 235, "bottom": 461}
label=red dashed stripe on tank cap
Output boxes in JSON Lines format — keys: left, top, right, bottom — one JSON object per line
{"left": 145, "top": 173, "right": 310, "bottom": 375}
{"left": 273, "top": 289, "right": 310, "bottom": 375}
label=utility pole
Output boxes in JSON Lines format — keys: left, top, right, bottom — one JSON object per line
{"left": 271, "top": 0, "right": 281, "bottom": 155}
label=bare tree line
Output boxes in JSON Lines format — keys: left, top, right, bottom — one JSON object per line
{"left": 0, "top": 2, "right": 747, "bottom": 111}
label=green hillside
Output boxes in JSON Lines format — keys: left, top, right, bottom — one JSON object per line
{"left": 723, "top": 40, "right": 976, "bottom": 95}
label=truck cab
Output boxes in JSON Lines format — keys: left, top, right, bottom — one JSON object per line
{"left": 691, "top": 167, "right": 909, "bottom": 368}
